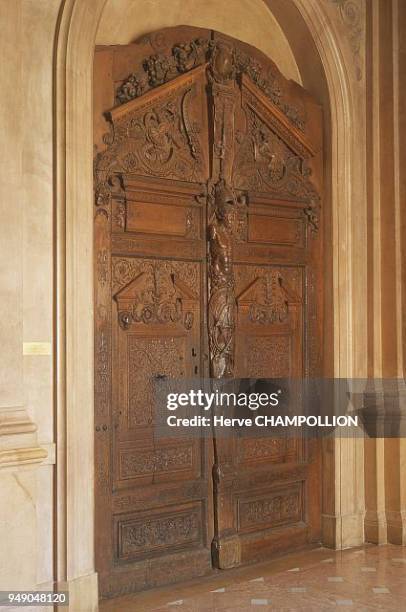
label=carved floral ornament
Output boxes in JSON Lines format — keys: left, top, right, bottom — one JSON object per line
{"left": 115, "top": 36, "right": 306, "bottom": 131}
{"left": 237, "top": 271, "right": 301, "bottom": 326}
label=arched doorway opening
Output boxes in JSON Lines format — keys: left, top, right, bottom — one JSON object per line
{"left": 54, "top": 0, "right": 366, "bottom": 607}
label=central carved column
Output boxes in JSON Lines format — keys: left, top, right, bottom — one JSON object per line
{"left": 206, "top": 39, "right": 243, "bottom": 568}
{"left": 207, "top": 41, "right": 238, "bottom": 380}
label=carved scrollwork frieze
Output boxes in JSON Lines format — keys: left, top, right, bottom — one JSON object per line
{"left": 118, "top": 508, "right": 201, "bottom": 558}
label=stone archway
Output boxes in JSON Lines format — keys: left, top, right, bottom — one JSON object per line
{"left": 54, "top": 1, "right": 366, "bottom": 608}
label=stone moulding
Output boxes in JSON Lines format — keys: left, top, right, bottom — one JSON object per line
{"left": 0, "top": 447, "right": 48, "bottom": 469}
{"left": 329, "top": 0, "right": 364, "bottom": 80}
{"left": 0, "top": 407, "right": 48, "bottom": 470}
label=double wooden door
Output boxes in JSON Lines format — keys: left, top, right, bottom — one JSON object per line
{"left": 94, "top": 26, "right": 323, "bottom": 598}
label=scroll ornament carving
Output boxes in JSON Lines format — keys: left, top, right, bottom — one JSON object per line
{"left": 97, "top": 248, "right": 108, "bottom": 285}
{"left": 240, "top": 438, "right": 296, "bottom": 462}
{"left": 120, "top": 445, "right": 193, "bottom": 479}
{"left": 94, "top": 171, "right": 124, "bottom": 220}
{"left": 116, "top": 37, "right": 305, "bottom": 131}
{"left": 240, "top": 491, "right": 300, "bottom": 527}
{"left": 94, "top": 86, "right": 203, "bottom": 207}
{"left": 115, "top": 267, "right": 195, "bottom": 331}
{"left": 96, "top": 331, "right": 109, "bottom": 394}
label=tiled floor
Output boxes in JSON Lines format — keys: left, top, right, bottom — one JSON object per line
{"left": 100, "top": 544, "right": 406, "bottom": 611}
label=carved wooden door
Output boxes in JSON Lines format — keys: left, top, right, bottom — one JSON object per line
{"left": 94, "top": 26, "right": 323, "bottom": 597}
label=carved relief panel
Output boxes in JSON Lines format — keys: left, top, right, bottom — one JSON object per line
{"left": 112, "top": 257, "right": 200, "bottom": 440}
{"left": 109, "top": 254, "right": 208, "bottom": 588}
{"left": 234, "top": 266, "right": 303, "bottom": 378}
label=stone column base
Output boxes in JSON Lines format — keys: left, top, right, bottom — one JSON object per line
{"left": 364, "top": 510, "right": 388, "bottom": 544}
{"left": 58, "top": 572, "right": 98, "bottom": 612}
{"left": 386, "top": 511, "right": 406, "bottom": 546}
{"left": 322, "top": 512, "right": 365, "bottom": 549}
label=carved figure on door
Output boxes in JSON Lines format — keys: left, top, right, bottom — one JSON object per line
{"left": 208, "top": 179, "right": 238, "bottom": 378}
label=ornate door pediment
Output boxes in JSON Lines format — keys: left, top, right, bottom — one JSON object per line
{"left": 94, "top": 64, "right": 209, "bottom": 210}
{"left": 233, "top": 75, "right": 320, "bottom": 216}
{"left": 114, "top": 270, "right": 198, "bottom": 330}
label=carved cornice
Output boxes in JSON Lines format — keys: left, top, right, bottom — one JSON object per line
{"left": 329, "top": 0, "right": 364, "bottom": 81}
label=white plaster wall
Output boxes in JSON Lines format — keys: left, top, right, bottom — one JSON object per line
{"left": 0, "top": 0, "right": 60, "bottom": 592}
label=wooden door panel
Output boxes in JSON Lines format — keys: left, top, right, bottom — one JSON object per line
{"left": 94, "top": 25, "right": 323, "bottom": 597}
{"left": 114, "top": 501, "right": 205, "bottom": 563}
{"left": 113, "top": 176, "right": 204, "bottom": 258}
{"left": 236, "top": 438, "right": 300, "bottom": 466}
{"left": 210, "top": 35, "right": 322, "bottom": 568}
{"left": 94, "top": 28, "right": 213, "bottom": 597}
{"left": 235, "top": 264, "right": 304, "bottom": 377}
